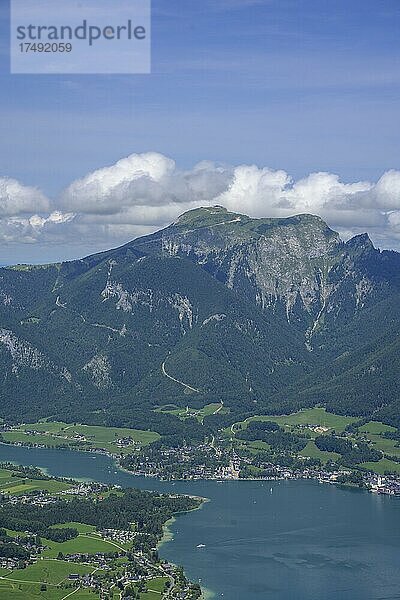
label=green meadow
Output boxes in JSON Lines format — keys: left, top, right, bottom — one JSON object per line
{"left": 0, "top": 468, "right": 71, "bottom": 496}
{"left": 2, "top": 422, "right": 160, "bottom": 455}
{"left": 42, "top": 534, "right": 122, "bottom": 558}
{"left": 361, "top": 458, "right": 400, "bottom": 475}
{"left": 3, "top": 560, "right": 93, "bottom": 585}
{"left": 157, "top": 402, "right": 228, "bottom": 423}
{"left": 235, "top": 407, "right": 358, "bottom": 433}
{"left": 0, "top": 580, "right": 67, "bottom": 600}
{"left": 299, "top": 440, "right": 340, "bottom": 463}
{"left": 358, "top": 421, "right": 396, "bottom": 435}
{"left": 139, "top": 576, "right": 169, "bottom": 598}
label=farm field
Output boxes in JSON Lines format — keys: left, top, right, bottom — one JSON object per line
{"left": 361, "top": 458, "right": 400, "bottom": 475}
{"left": 1, "top": 422, "right": 160, "bottom": 455}
{"left": 69, "top": 591, "right": 100, "bottom": 599}
{"left": 367, "top": 435, "right": 400, "bottom": 458}
{"left": 42, "top": 533, "right": 123, "bottom": 558}
{"left": 0, "top": 580, "right": 68, "bottom": 600}
{"left": 157, "top": 402, "right": 228, "bottom": 423}
{"left": 139, "top": 576, "right": 169, "bottom": 598}
{"left": 232, "top": 408, "right": 358, "bottom": 434}
{"left": 299, "top": 441, "right": 340, "bottom": 463}
{"left": 3, "top": 560, "right": 93, "bottom": 585}
{"left": 0, "top": 468, "right": 71, "bottom": 496}
{"left": 358, "top": 421, "right": 396, "bottom": 435}
{"left": 51, "top": 523, "right": 96, "bottom": 534}
{"left": 1, "top": 432, "right": 75, "bottom": 448}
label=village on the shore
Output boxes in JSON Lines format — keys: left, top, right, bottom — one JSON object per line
{"left": 0, "top": 468, "right": 203, "bottom": 600}
{"left": 1, "top": 419, "right": 400, "bottom": 498}
{"left": 122, "top": 439, "right": 400, "bottom": 496}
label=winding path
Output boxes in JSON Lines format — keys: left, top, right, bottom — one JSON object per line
{"left": 161, "top": 361, "right": 200, "bottom": 393}
{"left": 213, "top": 401, "right": 224, "bottom": 415}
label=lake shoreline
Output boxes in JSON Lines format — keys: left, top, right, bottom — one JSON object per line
{"left": 0, "top": 443, "right": 398, "bottom": 599}
{"left": 0, "top": 439, "right": 390, "bottom": 497}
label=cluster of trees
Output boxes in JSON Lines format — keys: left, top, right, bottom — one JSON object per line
{"left": 237, "top": 421, "right": 308, "bottom": 453}
{"left": 0, "top": 489, "right": 200, "bottom": 549}
{"left": 0, "top": 511, "right": 77, "bottom": 543}
{"left": 315, "top": 435, "right": 381, "bottom": 465}
{"left": 0, "top": 463, "right": 51, "bottom": 481}
{"left": 0, "top": 542, "right": 30, "bottom": 560}
{"left": 383, "top": 430, "right": 400, "bottom": 441}
{"left": 0, "top": 529, "right": 30, "bottom": 560}
{"left": 315, "top": 435, "right": 352, "bottom": 455}
{"left": 336, "top": 471, "right": 365, "bottom": 487}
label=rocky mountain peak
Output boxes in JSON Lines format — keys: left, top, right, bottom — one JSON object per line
{"left": 345, "top": 232, "right": 375, "bottom": 255}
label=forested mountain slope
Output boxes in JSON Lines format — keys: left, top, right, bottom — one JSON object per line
{"left": 1, "top": 206, "right": 399, "bottom": 428}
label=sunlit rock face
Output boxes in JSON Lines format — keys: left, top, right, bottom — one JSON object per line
{"left": 130, "top": 207, "right": 383, "bottom": 344}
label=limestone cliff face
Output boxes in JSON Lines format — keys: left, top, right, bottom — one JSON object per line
{"left": 129, "top": 207, "right": 382, "bottom": 344}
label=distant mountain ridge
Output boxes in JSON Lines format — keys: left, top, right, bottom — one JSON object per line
{"left": 1, "top": 206, "right": 399, "bottom": 429}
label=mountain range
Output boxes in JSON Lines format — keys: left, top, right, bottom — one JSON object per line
{"left": 1, "top": 206, "right": 399, "bottom": 431}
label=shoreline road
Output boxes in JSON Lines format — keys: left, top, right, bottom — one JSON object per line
{"left": 161, "top": 360, "right": 200, "bottom": 393}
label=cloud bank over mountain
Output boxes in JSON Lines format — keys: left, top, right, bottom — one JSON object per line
{"left": 2, "top": 151, "right": 400, "bottom": 261}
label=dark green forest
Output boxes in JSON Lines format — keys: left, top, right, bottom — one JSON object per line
{"left": 1, "top": 207, "right": 399, "bottom": 431}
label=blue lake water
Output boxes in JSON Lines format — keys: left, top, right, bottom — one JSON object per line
{"left": 0, "top": 443, "right": 399, "bottom": 600}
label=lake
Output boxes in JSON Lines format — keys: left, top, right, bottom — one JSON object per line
{"left": 0, "top": 443, "right": 399, "bottom": 600}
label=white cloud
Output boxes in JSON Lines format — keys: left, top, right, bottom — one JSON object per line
{"left": 2, "top": 152, "right": 400, "bottom": 258}
{"left": 61, "top": 152, "right": 231, "bottom": 217}
{"left": 0, "top": 212, "right": 75, "bottom": 245}
{"left": 217, "top": 168, "right": 383, "bottom": 231}
{"left": 371, "top": 170, "right": 400, "bottom": 210}
{"left": 216, "top": 165, "right": 290, "bottom": 216}
{"left": 0, "top": 177, "right": 50, "bottom": 217}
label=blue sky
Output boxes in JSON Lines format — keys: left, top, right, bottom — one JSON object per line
{"left": 1, "top": 0, "right": 400, "bottom": 191}
{"left": 1, "top": 0, "right": 400, "bottom": 262}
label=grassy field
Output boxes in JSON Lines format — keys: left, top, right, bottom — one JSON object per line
{"left": 1, "top": 432, "right": 74, "bottom": 448}
{"left": 299, "top": 440, "right": 340, "bottom": 463}
{"left": 0, "top": 580, "right": 68, "bottom": 600}
{"left": 42, "top": 533, "right": 122, "bottom": 558}
{"left": 247, "top": 440, "right": 271, "bottom": 452}
{"left": 140, "top": 576, "right": 169, "bottom": 598}
{"left": 2, "top": 422, "right": 160, "bottom": 455}
{"left": 353, "top": 422, "right": 400, "bottom": 472}
{"left": 0, "top": 480, "right": 70, "bottom": 496}
{"left": 230, "top": 408, "right": 359, "bottom": 436}
{"left": 261, "top": 408, "right": 355, "bottom": 431}
{"left": 50, "top": 523, "right": 96, "bottom": 534}
{"left": 358, "top": 421, "right": 396, "bottom": 434}
{"left": 361, "top": 458, "right": 400, "bottom": 475}
{"left": 367, "top": 434, "right": 400, "bottom": 458}
{"left": 4, "top": 560, "right": 93, "bottom": 585}
{"left": 158, "top": 402, "right": 228, "bottom": 423}
{"left": 146, "top": 577, "right": 168, "bottom": 592}
{"left": 69, "top": 591, "right": 102, "bottom": 599}
{"left": 140, "top": 591, "right": 161, "bottom": 600}
{"left": 121, "top": 576, "right": 169, "bottom": 600}
{"left": 0, "top": 569, "right": 11, "bottom": 577}
{"left": 0, "top": 468, "right": 71, "bottom": 496}
{"left": 234, "top": 439, "right": 271, "bottom": 456}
